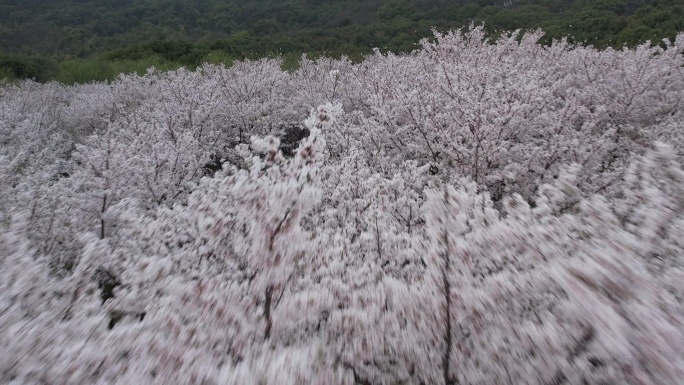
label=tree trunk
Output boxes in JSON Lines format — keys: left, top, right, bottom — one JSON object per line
{"left": 264, "top": 285, "right": 273, "bottom": 339}
{"left": 441, "top": 228, "right": 453, "bottom": 385}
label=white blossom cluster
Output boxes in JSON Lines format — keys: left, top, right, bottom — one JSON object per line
{"left": 1, "top": 27, "right": 683, "bottom": 384}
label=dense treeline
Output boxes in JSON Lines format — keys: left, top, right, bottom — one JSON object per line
{"left": 0, "top": 0, "right": 682, "bottom": 82}
{"left": 2, "top": 28, "right": 684, "bottom": 384}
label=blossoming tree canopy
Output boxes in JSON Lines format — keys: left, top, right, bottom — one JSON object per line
{"left": 1, "top": 27, "right": 683, "bottom": 385}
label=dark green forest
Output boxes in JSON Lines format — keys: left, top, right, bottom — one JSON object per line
{"left": 0, "top": 0, "right": 682, "bottom": 83}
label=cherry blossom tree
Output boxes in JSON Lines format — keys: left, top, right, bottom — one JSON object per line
{"left": 1, "top": 26, "right": 683, "bottom": 385}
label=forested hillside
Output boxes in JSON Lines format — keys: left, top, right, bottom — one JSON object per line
{"left": 0, "top": 0, "right": 682, "bottom": 82}
{"left": 2, "top": 28, "right": 684, "bottom": 384}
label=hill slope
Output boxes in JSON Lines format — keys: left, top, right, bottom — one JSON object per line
{"left": 0, "top": 0, "right": 682, "bottom": 82}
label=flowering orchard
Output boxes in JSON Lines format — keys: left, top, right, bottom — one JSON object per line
{"left": 1, "top": 27, "right": 684, "bottom": 384}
